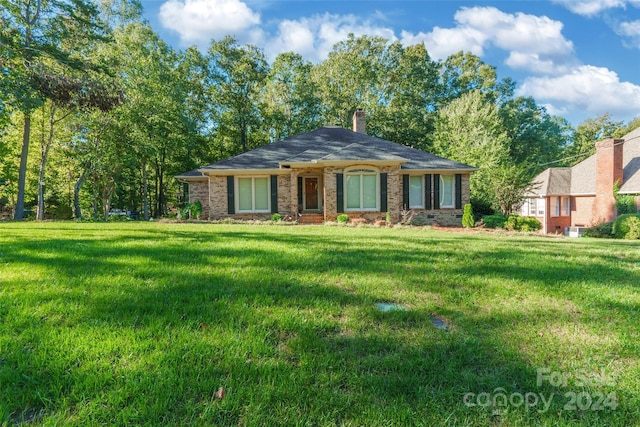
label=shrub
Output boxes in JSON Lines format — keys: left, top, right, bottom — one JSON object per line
{"left": 583, "top": 222, "right": 613, "bottom": 238}
{"left": 190, "top": 201, "right": 203, "bottom": 220}
{"left": 482, "top": 214, "right": 507, "bottom": 229}
{"left": 271, "top": 213, "right": 283, "bottom": 222}
{"left": 462, "top": 204, "right": 474, "bottom": 228}
{"left": 336, "top": 214, "right": 349, "bottom": 224}
{"left": 505, "top": 214, "right": 541, "bottom": 232}
{"left": 471, "top": 197, "right": 494, "bottom": 222}
{"left": 613, "top": 213, "right": 640, "bottom": 239}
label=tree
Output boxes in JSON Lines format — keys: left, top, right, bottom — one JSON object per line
{"left": 208, "top": 36, "right": 269, "bottom": 155}
{"left": 564, "top": 113, "right": 625, "bottom": 166}
{"left": 262, "top": 52, "right": 322, "bottom": 140}
{"left": 1, "top": 0, "right": 112, "bottom": 219}
{"left": 499, "top": 96, "right": 570, "bottom": 172}
{"left": 437, "top": 51, "right": 500, "bottom": 105}
{"left": 432, "top": 90, "right": 510, "bottom": 209}
{"left": 374, "top": 43, "right": 439, "bottom": 151}
{"left": 311, "top": 34, "right": 399, "bottom": 130}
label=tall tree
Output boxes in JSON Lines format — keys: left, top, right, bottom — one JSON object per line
{"left": 1, "top": 0, "right": 111, "bottom": 219}
{"left": 208, "top": 36, "right": 269, "bottom": 155}
{"left": 311, "top": 34, "right": 399, "bottom": 130}
{"left": 432, "top": 90, "right": 510, "bottom": 210}
{"left": 499, "top": 96, "right": 571, "bottom": 171}
{"left": 262, "top": 52, "right": 322, "bottom": 141}
{"left": 564, "top": 113, "right": 625, "bottom": 166}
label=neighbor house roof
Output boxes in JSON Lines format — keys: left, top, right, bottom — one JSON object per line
{"left": 620, "top": 127, "right": 640, "bottom": 194}
{"left": 176, "top": 126, "right": 476, "bottom": 179}
{"left": 525, "top": 126, "right": 640, "bottom": 197}
{"left": 527, "top": 168, "right": 572, "bottom": 196}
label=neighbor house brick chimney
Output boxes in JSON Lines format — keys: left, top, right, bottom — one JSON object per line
{"left": 591, "top": 138, "right": 624, "bottom": 224}
{"left": 353, "top": 109, "right": 366, "bottom": 134}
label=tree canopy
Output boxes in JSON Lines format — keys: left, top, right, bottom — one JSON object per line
{"left": 0, "top": 13, "right": 637, "bottom": 220}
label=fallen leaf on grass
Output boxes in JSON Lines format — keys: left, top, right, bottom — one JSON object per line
{"left": 214, "top": 387, "right": 225, "bottom": 399}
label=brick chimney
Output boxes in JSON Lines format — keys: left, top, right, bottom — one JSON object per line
{"left": 591, "top": 138, "right": 624, "bottom": 224}
{"left": 352, "top": 109, "right": 366, "bottom": 134}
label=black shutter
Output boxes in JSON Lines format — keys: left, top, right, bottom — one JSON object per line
{"left": 380, "top": 173, "right": 388, "bottom": 212}
{"left": 336, "top": 173, "right": 344, "bottom": 213}
{"left": 402, "top": 174, "right": 409, "bottom": 210}
{"left": 455, "top": 174, "right": 462, "bottom": 209}
{"left": 271, "top": 175, "right": 278, "bottom": 213}
{"left": 227, "top": 176, "right": 235, "bottom": 214}
{"left": 297, "top": 176, "right": 303, "bottom": 210}
{"left": 425, "top": 174, "right": 432, "bottom": 210}
{"left": 433, "top": 174, "right": 440, "bottom": 210}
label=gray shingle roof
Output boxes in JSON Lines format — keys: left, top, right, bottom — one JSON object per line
{"left": 620, "top": 127, "right": 640, "bottom": 194}
{"left": 180, "top": 126, "right": 475, "bottom": 177}
{"left": 526, "top": 126, "right": 640, "bottom": 196}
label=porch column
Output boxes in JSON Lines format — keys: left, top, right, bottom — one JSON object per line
{"left": 324, "top": 167, "right": 337, "bottom": 221}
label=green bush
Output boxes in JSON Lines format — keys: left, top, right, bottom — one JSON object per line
{"left": 462, "top": 204, "right": 474, "bottom": 228}
{"left": 190, "top": 201, "right": 203, "bottom": 220}
{"left": 336, "top": 214, "right": 349, "bottom": 224}
{"left": 583, "top": 222, "right": 613, "bottom": 238}
{"left": 504, "top": 214, "right": 541, "bottom": 232}
{"left": 482, "top": 214, "right": 507, "bottom": 229}
{"left": 613, "top": 213, "right": 640, "bottom": 239}
{"left": 271, "top": 213, "right": 283, "bottom": 222}
{"left": 471, "top": 198, "right": 494, "bottom": 222}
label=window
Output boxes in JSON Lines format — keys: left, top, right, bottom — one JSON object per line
{"left": 345, "top": 168, "right": 378, "bottom": 211}
{"left": 528, "top": 198, "right": 536, "bottom": 216}
{"left": 561, "top": 197, "right": 570, "bottom": 216}
{"left": 551, "top": 197, "right": 560, "bottom": 217}
{"left": 409, "top": 176, "right": 423, "bottom": 208}
{"left": 237, "top": 177, "right": 270, "bottom": 212}
{"left": 440, "top": 175, "right": 454, "bottom": 208}
{"left": 537, "top": 199, "right": 545, "bottom": 216}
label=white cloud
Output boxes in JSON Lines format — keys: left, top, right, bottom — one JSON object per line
{"left": 401, "top": 7, "right": 575, "bottom": 73}
{"left": 617, "top": 19, "right": 640, "bottom": 47}
{"left": 159, "top": 0, "right": 261, "bottom": 45}
{"left": 400, "top": 27, "right": 486, "bottom": 60}
{"left": 518, "top": 65, "right": 640, "bottom": 119}
{"left": 266, "top": 13, "right": 396, "bottom": 62}
{"left": 552, "top": 0, "right": 627, "bottom": 16}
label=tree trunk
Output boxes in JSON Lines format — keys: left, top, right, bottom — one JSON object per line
{"left": 142, "top": 159, "right": 149, "bottom": 220}
{"left": 37, "top": 105, "right": 56, "bottom": 220}
{"left": 74, "top": 165, "right": 89, "bottom": 219}
{"left": 14, "top": 115, "right": 31, "bottom": 220}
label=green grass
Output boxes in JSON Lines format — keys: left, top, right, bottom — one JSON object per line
{"left": 0, "top": 222, "right": 638, "bottom": 426}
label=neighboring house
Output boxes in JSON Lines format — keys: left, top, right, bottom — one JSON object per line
{"left": 521, "top": 127, "right": 640, "bottom": 234}
{"left": 176, "top": 110, "right": 477, "bottom": 225}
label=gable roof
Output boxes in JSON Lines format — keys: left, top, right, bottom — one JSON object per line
{"left": 177, "top": 126, "right": 476, "bottom": 178}
{"left": 526, "top": 126, "right": 640, "bottom": 197}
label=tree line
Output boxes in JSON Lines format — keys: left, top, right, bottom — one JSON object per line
{"left": 1, "top": 0, "right": 638, "bottom": 220}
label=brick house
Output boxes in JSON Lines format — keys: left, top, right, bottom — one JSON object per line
{"left": 176, "top": 110, "right": 477, "bottom": 225}
{"left": 521, "top": 127, "right": 640, "bottom": 234}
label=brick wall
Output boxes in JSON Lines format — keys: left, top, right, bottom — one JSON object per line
{"left": 571, "top": 196, "right": 594, "bottom": 227}
{"left": 592, "top": 138, "right": 624, "bottom": 224}
{"left": 189, "top": 180, "right": 210, "bottom": 218}
{"left": 323, "top": 167, "right": 340, "bottom": 221}
{"left": 210, "top": 176, "right": 228, "bottom": 218}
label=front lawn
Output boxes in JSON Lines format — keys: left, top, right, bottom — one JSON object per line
{"left": 1, "top": 223, "right": 638, "bottom": 426}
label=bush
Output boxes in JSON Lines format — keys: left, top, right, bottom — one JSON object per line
{"left": 613, "top": 213, "right": 640, "bottom": 239}
{"left": 336, "top": 214, "right": 349, "bottom": 224}
{"left": 505, "top": 214, "right": 541, "bottom": 232}
{"left": 462, "top": 204, "right": 475, "bottom": 228}
{"left": 471, "top": 198, "right": 494, "bottom": 222}
{"left": 190, "top": 201, "right": 203, "bottom": 220}
{"left": 482, "top": 214, "right": 507, "bottom": 229}
{"left": 583, "top": 222, "right": 613, "bottom": 238}
{"left": 271, "top": 213, "right": 282, "bottom": 222}
{"left": 615, "top": 194, "right": 637, "bottom": 215}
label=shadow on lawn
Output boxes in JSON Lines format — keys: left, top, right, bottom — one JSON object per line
{"left": 2, "top": 226, "right": 637, "bottom": 425}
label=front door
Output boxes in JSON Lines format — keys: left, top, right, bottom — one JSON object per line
{"left": 304, "top": 177, "right": 319, "bottom": 211}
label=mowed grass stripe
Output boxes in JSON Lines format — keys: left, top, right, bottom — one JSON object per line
{"left": 0, "top": 222, "right": 638, "bottom": 426}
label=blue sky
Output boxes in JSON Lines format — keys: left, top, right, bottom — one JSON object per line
{"left": 140, "top": 0, "right": 640, "bottom": 126}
